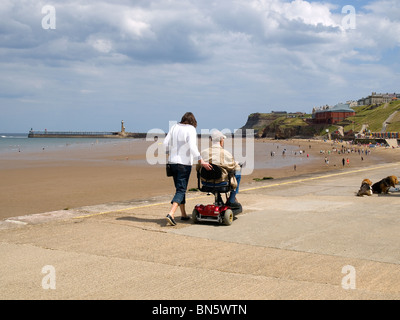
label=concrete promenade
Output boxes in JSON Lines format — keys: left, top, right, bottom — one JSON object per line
{"left": 1, "top": 162, "right": 400, "bottom": 300}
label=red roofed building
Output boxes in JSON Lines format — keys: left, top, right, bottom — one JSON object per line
{"left": 312, "top": 103, "right": 356, "bottom": 125}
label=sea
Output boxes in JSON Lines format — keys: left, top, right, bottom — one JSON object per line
{"left": 0, "top": 133, "right": 126, "bottom": 154}
{"left": 0, "top": 133, "right": 316, "bottom": 169}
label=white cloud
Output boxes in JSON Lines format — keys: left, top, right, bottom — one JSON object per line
{"left": 122, "top": 15, "right": 151, "bottom": 39}
{"left": 0, "top": 0, "right": 399, "bottom": 132}
{"left": 275, "top": 0, "right": 338, "bottom": 27}
{"left": 88, "top": 37, "right": 113, "bottom": 53}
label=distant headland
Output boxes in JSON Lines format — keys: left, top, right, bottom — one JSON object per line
{"left": 241, "top": 93, "right": 400, "bottom": 145}
{"left": 28, "top": 120, "right": 147, "bottom": 139}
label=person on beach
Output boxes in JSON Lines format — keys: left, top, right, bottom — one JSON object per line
{"left": 163, "top": 112, "right": 212, "bottom": 226}
{"left": 197, "top": 129, "right": 242, "bottom": 208}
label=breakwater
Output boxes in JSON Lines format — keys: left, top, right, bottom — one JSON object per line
{"left": 28, "top": 131, "right": 147, "bottom": 139}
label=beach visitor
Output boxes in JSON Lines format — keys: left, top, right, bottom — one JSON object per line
{"left": 197, "top": 129, "right": 242, "bottom": 208}
{"left": 163, "top": 112, "right": 212, "bottom": 226}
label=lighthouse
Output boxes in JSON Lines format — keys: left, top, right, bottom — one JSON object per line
{"left": 121, "top": 120, "right": 126, "bottom": 134}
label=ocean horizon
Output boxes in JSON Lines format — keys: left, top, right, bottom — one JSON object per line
{"left": 0, "top": 133, "right": 136, "bottom": 154}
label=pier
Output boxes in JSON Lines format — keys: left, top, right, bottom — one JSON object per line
{"left": 28, "top": 130, "right": 124, "bottom": 138}
{"left": 28, "top": 121, "right": 147, "bottom": 139}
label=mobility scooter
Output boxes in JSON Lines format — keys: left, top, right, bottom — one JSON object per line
{"left": 192, "top": 164, "right": 242, "bottom": 226}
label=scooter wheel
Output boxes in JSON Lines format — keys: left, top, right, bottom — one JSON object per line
{"left": 192, "top": 209, "right": 199, "bottom": 223}
{"left": 223, "top": 209, "right": 233, "bottom": 226}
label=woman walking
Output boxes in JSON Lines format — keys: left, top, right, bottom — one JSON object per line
{"left": 163, "top": 112, "right": 212, "bottom": 226}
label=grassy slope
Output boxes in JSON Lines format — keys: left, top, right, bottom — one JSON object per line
{"left": 270, "top": 116, "right": 306, "bottom": 129}
{"left": 251, "top": 100, "right": 400, "bottom": 137}
{"left": 343, "top": 100, "right": 400, "bottom": 133}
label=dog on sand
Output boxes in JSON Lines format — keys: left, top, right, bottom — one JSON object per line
{"left": 357, "top": 179, "right": 373, "bottom": 197}
{"left": 372, "top": 176, "right": 399, "bottom": 194}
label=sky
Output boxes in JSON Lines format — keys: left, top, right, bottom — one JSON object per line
{"left": 0, "top": 0, "right": 399, "bottom": 133}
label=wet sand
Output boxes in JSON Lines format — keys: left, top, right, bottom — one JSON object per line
{"left": 0, "top": 138, "right": 398, "bottom": 220}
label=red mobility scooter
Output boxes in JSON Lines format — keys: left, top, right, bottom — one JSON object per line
{"left": 192, "top": 164, "right": 242, "bottom": 226}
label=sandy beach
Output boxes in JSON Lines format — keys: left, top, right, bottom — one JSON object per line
{"left": 0, "top": 138, "right": 399, "bottom": 220}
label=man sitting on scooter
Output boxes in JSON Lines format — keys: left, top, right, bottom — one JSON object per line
{"left": 197, "top": 129, "right": 242, "bottom": 208}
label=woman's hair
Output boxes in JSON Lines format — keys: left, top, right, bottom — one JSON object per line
{"left": 180, "top": 112, "right": 197, "bottom": 128}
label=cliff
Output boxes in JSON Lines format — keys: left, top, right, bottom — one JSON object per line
{"left": 241, "top": 113, "right": 317, "bottom": 139}
{"left": 241, "top": 113, "right": 282, "bottom": 133}
{"left": 242, "top": 100, "right": 400, "bottom": 140}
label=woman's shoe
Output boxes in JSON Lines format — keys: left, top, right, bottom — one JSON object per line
{"left": 166, "top": 214, "right": 177, "bottom": 226}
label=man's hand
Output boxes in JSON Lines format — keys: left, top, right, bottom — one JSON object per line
{"left": 200, "top": 159, "right": 212, "bottom": 171}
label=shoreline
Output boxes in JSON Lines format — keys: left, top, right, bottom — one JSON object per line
{"left": 0, "top": 138, "right": 399, "bottom": 221}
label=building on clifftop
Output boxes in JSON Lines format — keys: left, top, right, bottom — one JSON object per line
{"left": 312, "top": 103, "right": 355, "bottom": 125}
{"left": 358, "top": 92, "right": 400, "bottom": 106}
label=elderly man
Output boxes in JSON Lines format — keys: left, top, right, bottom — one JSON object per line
{"left": 197, "top": 129, "right": 242, "bottom": 207}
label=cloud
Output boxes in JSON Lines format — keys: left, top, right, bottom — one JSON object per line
{"left": 0, "top": 0, "right": 399, "bottom": 132}
{"left": 1, "top": 0, "right": 396, "bottom": 66}
{"left": 0, "top": 0, "right": 344, "bottom": 64}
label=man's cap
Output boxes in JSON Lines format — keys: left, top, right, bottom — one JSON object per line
{"left": 211, "top": 129, "right": 227, "bottom": 141}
